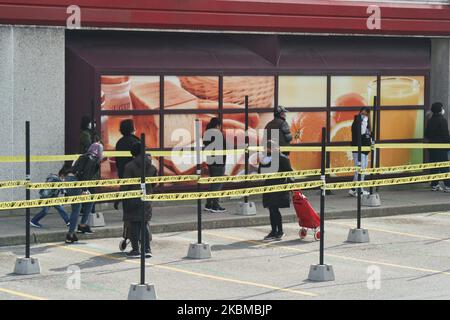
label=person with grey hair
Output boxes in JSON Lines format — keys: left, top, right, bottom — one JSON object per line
{"left": 425, "top": 102, "right": 450, "bottom": 192}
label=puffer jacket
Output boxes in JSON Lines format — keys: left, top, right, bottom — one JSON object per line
{"left": 120, "top": 155, "right": 157, "bottom": 222}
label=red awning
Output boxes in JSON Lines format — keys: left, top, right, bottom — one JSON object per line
{"left": 1, "top": 0, "right": 450, "bottom": 36}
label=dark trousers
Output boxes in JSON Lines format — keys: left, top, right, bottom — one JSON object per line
{"left": 207, "top": 165, "right": 225, "bottom": 208}
{"left": 429, "top": 149, "right": 450, "bottom": 187}
{"left": 129, "top": 221, "right": 152, "bottom": 252}
{"left": 268, "top": 206, "right": 283, "bottom": 234}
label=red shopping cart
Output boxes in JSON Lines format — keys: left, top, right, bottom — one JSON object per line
{"left": 293, "top": 190, "right": 320, "bottom": 241}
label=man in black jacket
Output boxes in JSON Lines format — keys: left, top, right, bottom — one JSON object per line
{"left": 114, "top": 119, "right": 140, "bottom": 210}
{"left": 264, "top": 105, "right": 292, "bottom": 154}
{"left": 425, "top": 102, "right": 450, "bottom": 192}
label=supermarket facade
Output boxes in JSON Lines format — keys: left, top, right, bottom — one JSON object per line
{"left": 0, "top": 0, "right": 450, "bottom": 199}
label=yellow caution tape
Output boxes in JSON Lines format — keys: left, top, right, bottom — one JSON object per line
{"left": 375, "top": 143, "right": 450, "bottom": 149}
{"left": 0, "top": 180, "right": 28, "bottom": 189}
{"left": 1, "top": 142, "right": 450, "bottom": 163}
{"left": 362, "top": 161, "right": 450, "bottom": 175}
{"left": 0, "top": 190, "right": 143, "bottom": 211}
{"left": 325, "top": 172, "right": 450, "bottom": 190}
{"left": 198, "top": 167, "right": 357, "bottom": 184}
{"left": 2, "top": 171, "right": 450, "bottom": 209}
{"left": 27, "top": 175, "right": 199, "bottom": 189}
{"left": 144, "top": 180, "right": 324, "bottom": 202}
{"left": 279, "top": 146, "right": 372, "bottom": 152}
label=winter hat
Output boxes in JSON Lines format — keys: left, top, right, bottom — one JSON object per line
{"left": 431, "top": 102, "right": 444, "bottom": 114}
{"left": 87, "top": 142, "right": 103, "bottom": 160}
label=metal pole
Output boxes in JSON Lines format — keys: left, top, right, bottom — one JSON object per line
{"left": 195, "top": 119, "right": 202, "bottom": 244}
{"left": 357, "top": 115, "right": 362, "bottom": 230}
{"left": 370, "top": 96, "right": 377, "bottom": 195}
{"left": 244, "top": 95, "right": 249, "bottom": 204}
{"left": 319, "top": 127, "right": 326, "bottom": 265}
{"left": 140, "top": 134, "right": 146, "bottom": 285}
{"left": 25, "top": 121, "right": 30, "bottom": 259}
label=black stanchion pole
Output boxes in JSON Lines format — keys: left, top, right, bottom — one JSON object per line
{"left": 25, "top": 121, "right": 30, "bottom": 259}
{"left": 357, "top": 115, "right": 362, "bottom": 230}
{"left": 140, "top": 134, "right": 146, "bottom": 285}
{"left": 370, "top": 96, "right": 377, "bottom": 195}
{"left": 244, "top": 95, "right": 249, "bottom": 204}
{"left": 319, "top": 127, "right": 326, "bottom": 266}
{"left": 195, "top": 119, "right": 202, "bottom": 245}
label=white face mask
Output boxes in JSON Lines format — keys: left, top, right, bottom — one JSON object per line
{"left": 260, "top": 155, "right": 272, "bottom": 165}
{"left": 441, "top": 109, "right": 445, "bottom": 116}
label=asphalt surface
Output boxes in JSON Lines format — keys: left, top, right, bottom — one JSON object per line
{"left": 3, "top": 187, "right": 450, "bottom": 246}
{"left": 1, "top": 211, "right": 450, "bottom": 300}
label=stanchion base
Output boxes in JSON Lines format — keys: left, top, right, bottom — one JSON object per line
{"left": 236, "top": 202, "right": 256, "bottom": 216}
{"left": 187, "top": 243, "right": 212, "bottom": 259}
{"left": 14, "top": 257, "right": 40, "bottom": 275}
{"left": 88, "top": 212, "right": 105, "bottom": 227}
{"left": 362, "top": 193, "right": 381, "bottom": 207}
{"left": 127, "top": 283, "right": 157, "bottom": 300}
{"left": 308, "top": 264, "right": 335, "bottom": 282}
{"left": 347, "top": 228, "right": 370, "bottom": 243}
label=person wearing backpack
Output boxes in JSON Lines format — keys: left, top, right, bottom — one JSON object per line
{"left": 65, "top": 142, "right": 103, "bottom": 244}
{"left": 30, "top": 164, "right": 72, "bottom": 228}
{"left": 120, "top": 142, "right": 157, "bottom": 258}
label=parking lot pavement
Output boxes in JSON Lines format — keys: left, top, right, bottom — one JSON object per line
{"left": 1, "top": 211, "right": 450, "bottom": 300}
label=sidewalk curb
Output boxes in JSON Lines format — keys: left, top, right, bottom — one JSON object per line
{"left": 2, "top": 201, "right": 449, "bottom": 247}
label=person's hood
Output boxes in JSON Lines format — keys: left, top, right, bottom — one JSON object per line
{"left": 87, "top": 142, "right": 103, "bottom": 160}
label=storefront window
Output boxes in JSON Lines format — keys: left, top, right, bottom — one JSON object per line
{"left": 222, "top": 76, "right": 274, "bottom": 109}
{"left": 98, "top": 73, "right": 427, "bottom": 182}
{"left": 331, "top": 76, "right": 377, "bottom": 107}
{"left": 279, "top": 76, "right": 327, "bottom": 107}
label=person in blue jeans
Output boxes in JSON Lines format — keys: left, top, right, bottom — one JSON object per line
{"left": 30, "top": 165, "right": 72, "bottom": 228}
{"left": 65, "top": 142, "right": 102, "bottom": 244}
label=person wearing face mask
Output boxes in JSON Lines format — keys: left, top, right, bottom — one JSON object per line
{"left": 425, "top": 102, "right": 450, "bottom": 192}
{"left": 259, "top": 140, "right": 293, "bottom": 241}
{"left": 349, "top": 107, "right": 372, "bottom": 197}
{"left": 264, "top": 105, "right": 292, "bottom": 155}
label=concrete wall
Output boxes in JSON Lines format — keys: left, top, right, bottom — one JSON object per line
{"left": 0, "top": 26, "right": 65, "bottom": 201}
{"left": 431, "top": 38, "right": 450, "bottom": 120}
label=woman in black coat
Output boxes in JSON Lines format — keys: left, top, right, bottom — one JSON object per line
{"left": 259, "top": 140, "right": 293, "bottom": 241}
{"left": 120, "top": 142, "right": 157, "bottom": 258}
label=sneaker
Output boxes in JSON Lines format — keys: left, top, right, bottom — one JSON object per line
{"left": 204, "top": 204, "right": 212, "bottom": 212}
{"left": 432, "top": 185, "right": 443, "bottom": 192}
{"left": 263, "top": 231, "right": 277, "bottom": 241}
{"left": 30, "top": 221, "right": 42, "bottom": 228}
{"left": 66, "top": 221, "right": 71, "bottom": 227}
{"left": 77, "top": 224, "right": 94, "bottom": 234}
{"left": 348, "top": 189, "right": 357, "bottom": 197}
{"left": 145, "top": 249, "right": 152, "bottom": 258}
{"left": 444, "top": 187, "right": 450, "bottom": 193}
{"left": 274, "top": 232, "right": 285, "bottom": 241}
{"left": 210, "top": 205, "right": 226, "bottom": 213}
{"left": 126, "top": 250, "right": 141, "bottom": 258}
{"left": 65, "top": 233, "right": 78, "bottom": 244}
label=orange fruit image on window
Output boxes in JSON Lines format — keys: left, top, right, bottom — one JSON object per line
{"left": 329, "top": 120, "right": 370, "bottom": 177}
{"left": 289, "top": 112, "right": 326, "bottom": 170}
